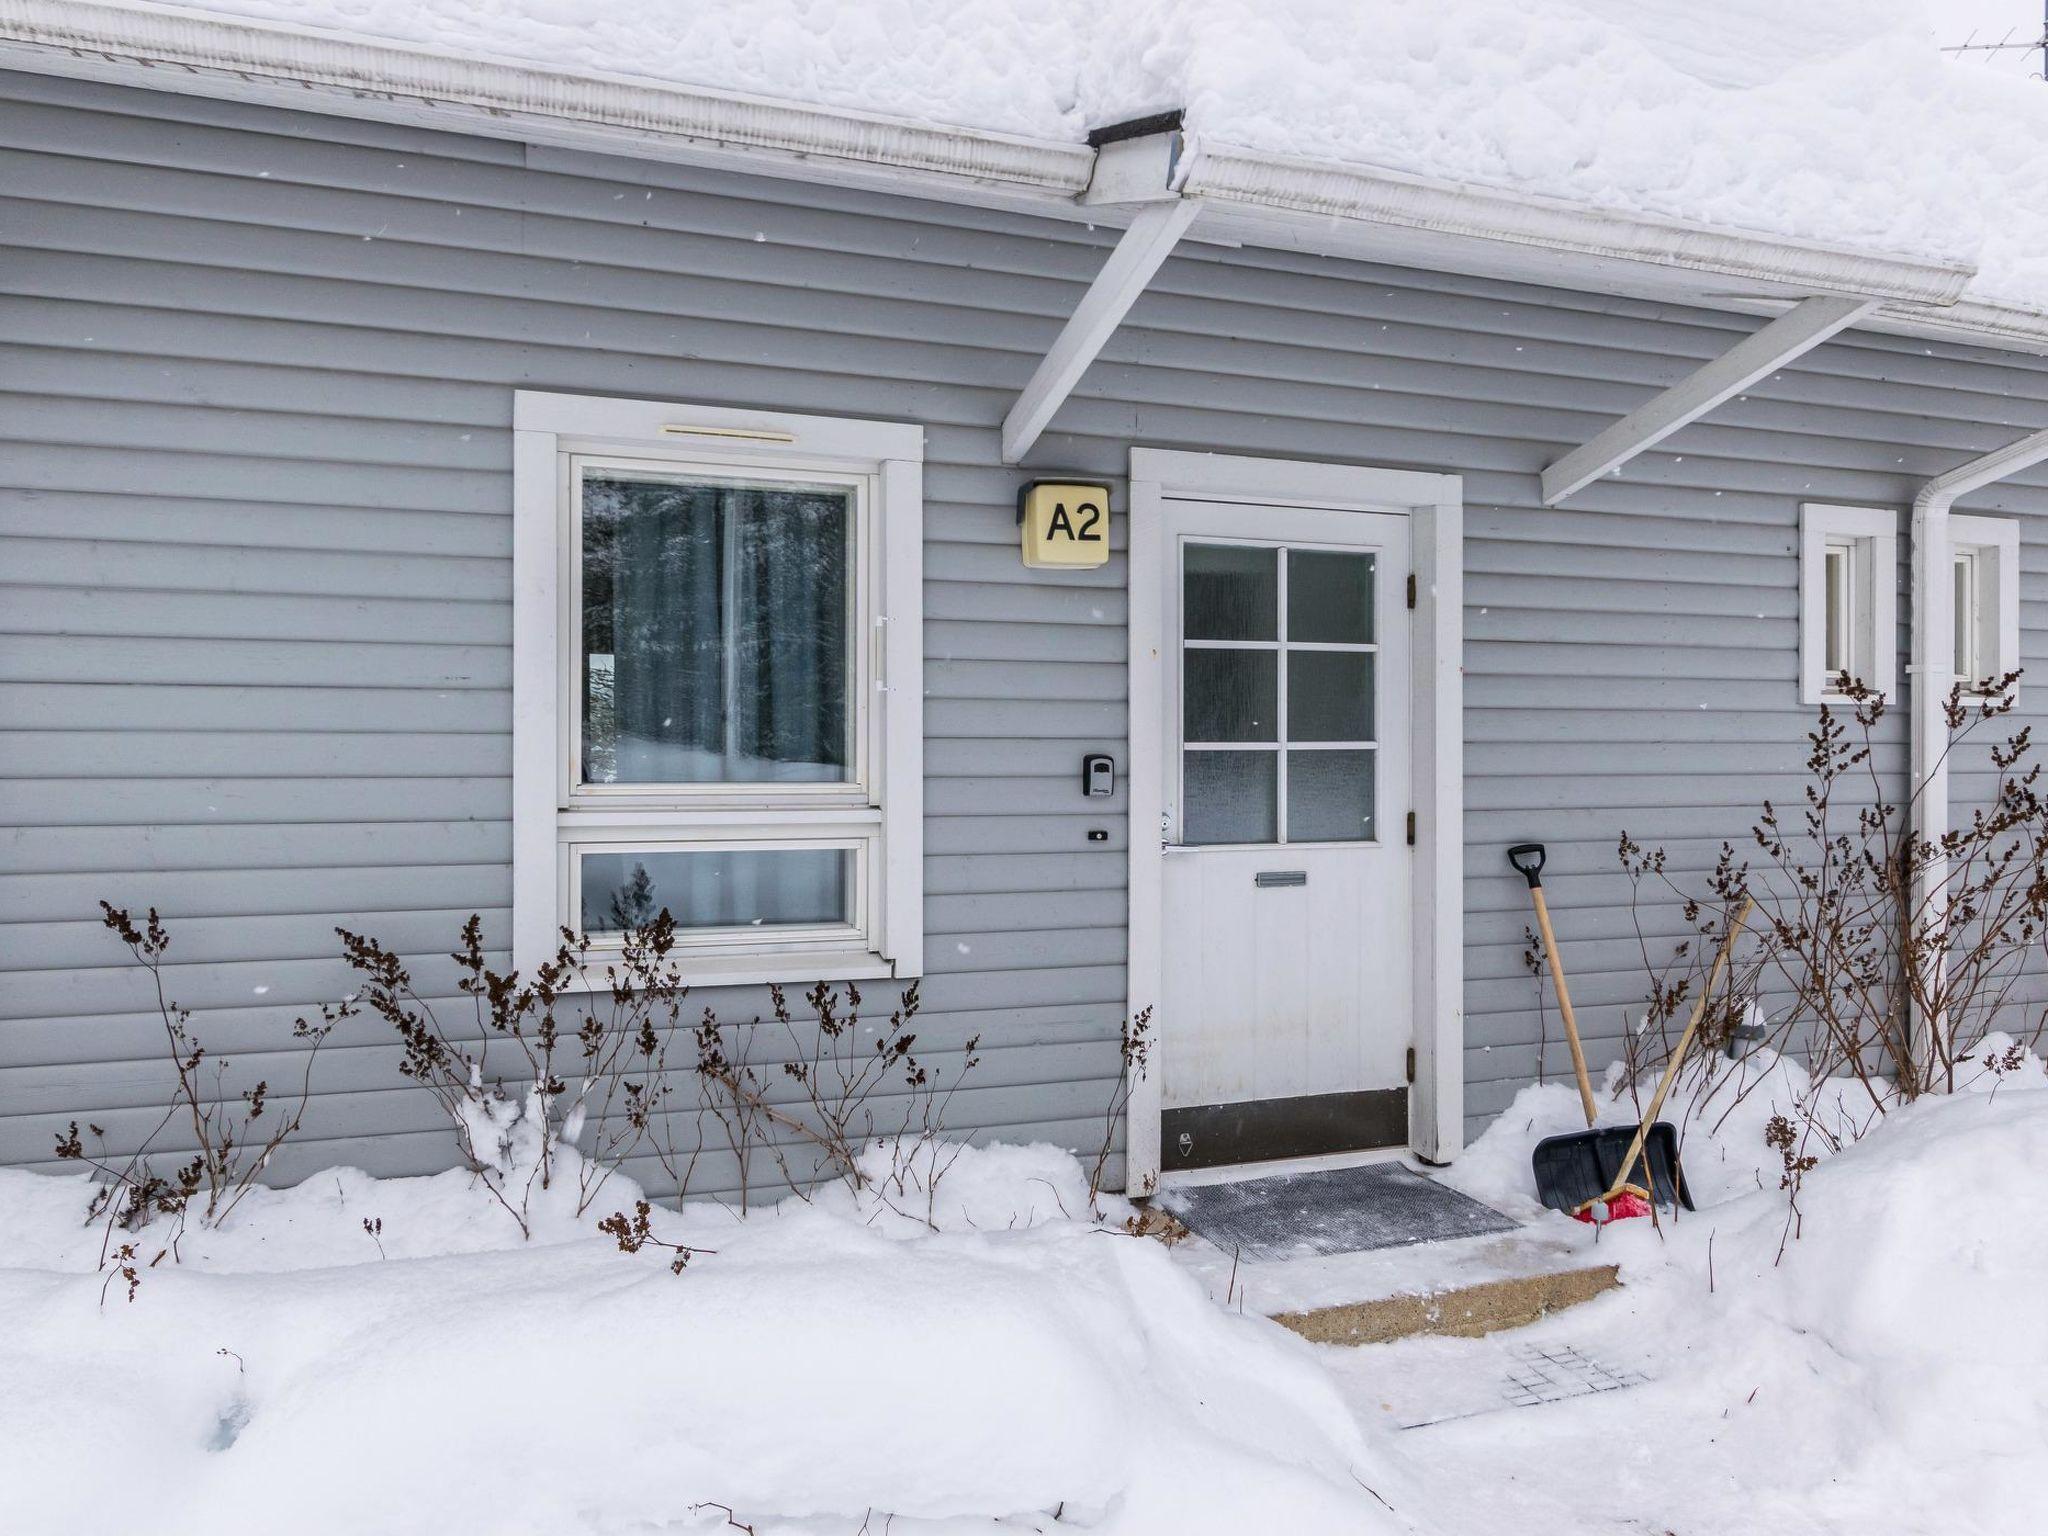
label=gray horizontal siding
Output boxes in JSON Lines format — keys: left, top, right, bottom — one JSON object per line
{"left": 2, "top": 66, "right": 2045, "bottom": 1186}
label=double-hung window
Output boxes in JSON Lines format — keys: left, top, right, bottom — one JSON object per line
{"left": 1949, "top": 514, "right": 2021, "bottom": 697}
{"left": 513, "top": 392, "right": 924, "bottom": 985}
{"left": 1800, "top": 504, "right": 1898, "bottom": 704}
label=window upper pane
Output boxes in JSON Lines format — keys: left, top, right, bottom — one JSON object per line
{"left": 1184, "top": 544, "right": 1278, "bottom": 641}
{"left": 580, "top": 471, "right": 851, "bottom": 786}
{"left": 1288, "top": 550, "right": 1375, "bottom": 643}
{"left": 1824, "top": 543, "right": 1852, "bottom": 678}
{"left": 1954, "top": 550, "right": 1977, "bottom": 683}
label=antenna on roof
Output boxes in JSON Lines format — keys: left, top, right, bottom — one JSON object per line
{"left": 1939, "top": 7, "right": 2048, "bottom": 81}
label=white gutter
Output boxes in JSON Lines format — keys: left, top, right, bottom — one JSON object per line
{"left": 0, "top": 0, "right": 1095, "bottom": 196}
{"left": 7, "top": 1, "right": 2048, "bottom": 349}
{"left": 1908, "top": 424, "right": 2048, "bottom": 1084}
{"left": 1178, "top": 141, "right": 1973, "bottom": 311}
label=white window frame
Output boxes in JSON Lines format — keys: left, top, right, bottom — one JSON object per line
{"left": 1949, "top": 514, "right": 2021, "bottom": 696}
{"left": 1800, "top": 504, "right": 1898, "bottom": 705}
{"left": 513, "top": 391, "right": 924, "bottom": 987}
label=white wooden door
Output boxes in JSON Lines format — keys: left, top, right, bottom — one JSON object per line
{"left": 1158, "top": 498, "right": 1411, "bottom": 1151}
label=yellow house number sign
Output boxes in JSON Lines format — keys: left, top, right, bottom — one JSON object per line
{"left": 1018, "top": 480, "right": 1112, "bottom": 569}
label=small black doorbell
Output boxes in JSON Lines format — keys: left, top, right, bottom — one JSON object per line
{"left": 1082, "top": 753, "right": 1115, "bottom": 797}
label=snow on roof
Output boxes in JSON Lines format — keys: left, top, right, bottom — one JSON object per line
{"left": 152, "top": 0, "right": 2048, "bottom": 313}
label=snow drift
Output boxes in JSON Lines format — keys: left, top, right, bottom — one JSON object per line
{"left": 1423, "top": 1049, "right": 2048, "bottom": 1535}
{"left": 0, "top": 1143, "right": 1404, "bottom": 1535}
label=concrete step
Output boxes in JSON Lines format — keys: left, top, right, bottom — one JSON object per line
{"left": 1271, "top": 1259, "right": 1620, "bottom": 1346}
{"left": 1157, "top": 1157, "right": 1622, "bottom": 1346}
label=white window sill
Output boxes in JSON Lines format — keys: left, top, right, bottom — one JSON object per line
{"left": 558, "top": 949, "right": 904, "bottom": 993}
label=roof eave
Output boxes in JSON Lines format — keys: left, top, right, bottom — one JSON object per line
{"left": 7, "top": 0, "right": 2046, "bottom": 355}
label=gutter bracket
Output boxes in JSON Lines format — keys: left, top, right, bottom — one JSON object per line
{"left": 1001, "top": 192, "right": 1200, "bottom": 464}
{"left": 1540, "top": 294, "right": 1879, "bottom": 505}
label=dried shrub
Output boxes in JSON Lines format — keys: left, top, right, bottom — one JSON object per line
{"left": 1088, "top": 1006, "right": 1153, "bottom": 1215}
{"left": 333, "top": 914, "right": 689, "bottom": 1236}
{"left": 693, "top": 977, "right": 983, "bottom": 1219}
{"left": 54, "top": 903, "right": 335, "bottom": 1301}
{"left": 1617, "top": 674, "right": 2048, "bottom": 1242}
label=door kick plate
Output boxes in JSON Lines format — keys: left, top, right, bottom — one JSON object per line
{"left": 1254, "top": 870, "right": 1308, "bottom": 887}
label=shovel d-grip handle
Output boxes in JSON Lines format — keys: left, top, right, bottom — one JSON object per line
{"left": 1509, "top": 840, "right": 1596, "bottom": 1127}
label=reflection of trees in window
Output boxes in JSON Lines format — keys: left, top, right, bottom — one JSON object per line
{"left": 604, "top": 861, "right": 657, "bottom": 933}
{"left": 581, "top": 476, "right": 850, "bottom": 786}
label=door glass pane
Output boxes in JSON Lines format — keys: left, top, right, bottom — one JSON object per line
{"left": 1184, "top": 544, "right": 1278, "bottom": 641}
{"left": 1185, "top": 649, "right": 1278, "bottom": 742}
{"left": 1183, "top": 751, "right": 1278, "bottom": 845}
{"left": 580, "top": 848, "right": 850, "bottom": 934}
{"left": 1288, "top": 651, "right": 1375, "bottom": 741}
{"left": 581, "top": 471, "right": 851, "bottom": 787}
{"left": 1289, "top": 550, "right": 1375, "bottom": 643}
{"left": 1287, "top": 751, "right": 1376, "bottom": 842}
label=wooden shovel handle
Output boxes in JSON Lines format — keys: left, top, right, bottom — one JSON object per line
{"left": 1528, "top": 884, "right": 1598, "bottom": 1128}
{"left": 1585, "top": 895, "right": 1755, "bottom": 1214}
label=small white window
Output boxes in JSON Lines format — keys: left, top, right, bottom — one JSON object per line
{"left": 1949, "top": 514, "right": 2020, "bottom": 696}
{"left": 1800, "top": 504, "right": 1898, "bottom": 705}
{"left": 512, "top": 392, "right": 924, "bottom": 985}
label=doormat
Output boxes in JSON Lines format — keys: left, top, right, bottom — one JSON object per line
{"left": 1393, "top": 1340, "right": 1653, "bottom": 1430}
{"left": 1160, "top": 1161, "right": 1518, "bottom": 1263}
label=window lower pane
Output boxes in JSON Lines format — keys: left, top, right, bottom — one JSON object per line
{"left": 581, "top": 470, "right": 851, "bottom": 787}
{"left": 1287, "top": 750, "right": 1376, "bottom": 842}
{"left": 579, "top": 848, "right": 851, "bottom": 934}
{"left": 1183, "top": 750, "right": 1278, "bottom": 845}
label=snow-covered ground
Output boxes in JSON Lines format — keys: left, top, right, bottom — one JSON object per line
{"left": 6, "top": 1047, "right": 2044, "bottom": 1534}
{"left": 0, "top": 1143, "right": 1408, "bottom": 1535}
{"left": 1352, "top": 1044, "right": 2048, "bottom": 1536}
{"left": 165, "top": 0, "right": 2048, "bottom": 311}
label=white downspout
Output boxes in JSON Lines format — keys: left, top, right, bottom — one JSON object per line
{"left": 1907, "top": 424, "right": 2048, "bottom": 1084}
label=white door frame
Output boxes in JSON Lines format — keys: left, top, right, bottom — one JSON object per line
{"left": 1125, "top": 449, "right": 1464, "bottom": 1194}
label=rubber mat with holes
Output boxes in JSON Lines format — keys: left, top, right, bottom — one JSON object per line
{"left": 1161, "top": 1161, "right": 1518, "bottom": 1262}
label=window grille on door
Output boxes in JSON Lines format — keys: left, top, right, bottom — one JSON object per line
{"left": 1180, "top": 542, "right": 1378, "bottom": 846}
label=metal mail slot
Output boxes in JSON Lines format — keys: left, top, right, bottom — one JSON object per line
{"left": 1254, "top": 870, "right": 1308, "bottom": 888}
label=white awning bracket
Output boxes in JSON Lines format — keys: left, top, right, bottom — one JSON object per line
{"left": 1001, "top": 196, "right": 1201, "bottom": 464}
{"left": 1540, "top": 294, "right": 1879, "bottom": 506}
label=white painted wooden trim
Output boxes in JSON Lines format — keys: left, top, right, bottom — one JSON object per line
{"left": 1799, "top": 503, "right": 1899, "bottom": 705}
{"left": 1541, "top": 296, "right": 1878, "bottom": 506}
{"left": 1410, "top": 490, "right": 1465, "bottom": 1163}
{"left": 511, "top": 389, "right": 924, "bottom": 982}
{"left": 511, "top": 426, "right": 562, "bottom": 976}
{"left": 1123, "top": 469, "right": 1166, "bottom": 1195}
{"left": 515, "top": 389, "right": 923, "bottom": 464}
{"left": 878, "top": 454, "right": 926, "bottom": 978}
{"left": 1001, "top": 199, "right": 1200, "bottom": 464}
{"left": 1951, "top": 514, "right": 2023, "bottom": 690}
{"left": 1123, "top": 448, "right": 1465, "bottom": 1190}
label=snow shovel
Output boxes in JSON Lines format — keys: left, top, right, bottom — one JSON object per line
{"left": 1568, "top": 894, "right": 1754, "bottom": 1224}
{"left": 1509, "top": 842, "right": 1688, "bottom": 1220}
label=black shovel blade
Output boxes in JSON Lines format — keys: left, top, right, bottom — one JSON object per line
{"left": 1531, "top": 1122, "right": 1692, "bottom": 1216}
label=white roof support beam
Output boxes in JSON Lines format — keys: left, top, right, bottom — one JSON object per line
{"left": 1540, "top": 294, "right": 1879, "bottom": 505}
{"left": 1001, "top": 196, "right": 1200, "bottom": 464}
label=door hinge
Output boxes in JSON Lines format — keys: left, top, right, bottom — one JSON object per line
{"left": 1406, "top": 573, "right": 1417, "bottom": 609}
{"left": 1405, "top": 810, "right": 1416, "bottom": 846}
{"left": 1405, "top": 1045, "right": 1417, "bottom": 1084}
